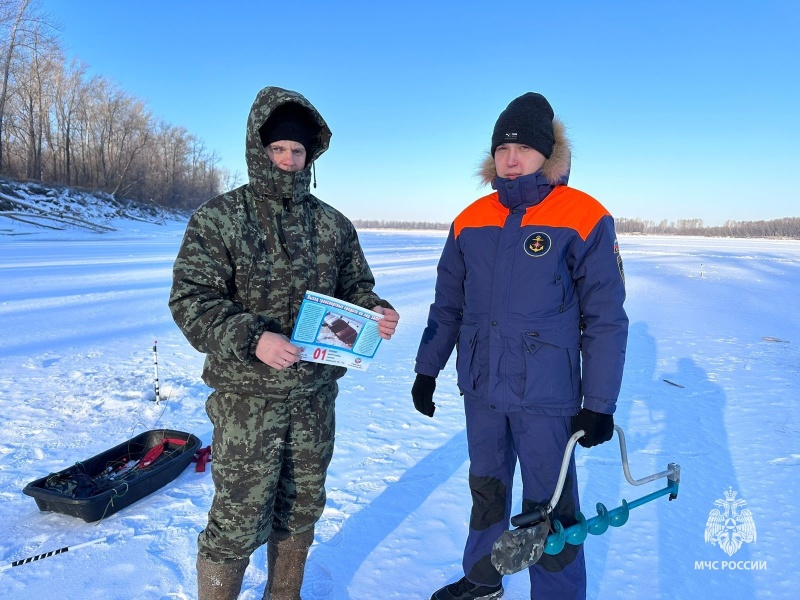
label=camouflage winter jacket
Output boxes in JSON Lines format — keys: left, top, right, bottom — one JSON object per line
{"left": 169, "top": 86, "right": 389, "bottom": 397}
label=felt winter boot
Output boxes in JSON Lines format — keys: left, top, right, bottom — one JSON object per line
{"left": 197, "top": 555, "right": 249, "bottom": 600}
{"left": 263, "top": 528, "right": 314, "bottom": 600}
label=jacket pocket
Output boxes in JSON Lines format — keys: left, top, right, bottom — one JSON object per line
{"left": 456, "top": 324, "right": 482, "bottom": 395}
{"left": 521, "top": 324, "right": 581, "bottom": 404}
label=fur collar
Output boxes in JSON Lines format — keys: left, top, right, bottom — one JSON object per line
{"left": 477, "top": 117, "right": 571, "bottom": 186}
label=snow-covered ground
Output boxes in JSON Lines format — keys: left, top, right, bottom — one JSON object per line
{"left": 1, "top": 212, "right": 798, "bottom": 599}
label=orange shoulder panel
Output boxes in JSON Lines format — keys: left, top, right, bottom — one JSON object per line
{"left": 454, "top": 192, "right": 508, "bottom": 238}
{"left": 521, "top": 186, "right": 610, "bottom": 241}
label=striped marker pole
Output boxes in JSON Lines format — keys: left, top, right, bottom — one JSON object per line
{"left": 0, "top": 537, "right": 107, "bottom": 572}
{"left": 153, "top": 340, "right": 161, "bottom": 404}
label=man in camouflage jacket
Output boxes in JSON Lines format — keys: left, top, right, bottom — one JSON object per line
{"left": 169, "top": 86, "right": 398, "bottom": 600}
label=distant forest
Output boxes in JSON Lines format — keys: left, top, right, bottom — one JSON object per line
{"left": 353, "top": 217, "right": 800, "bottom": 239}
{"left": 0, "top": 0, "right": 233, "bottom": 210}
{"left": 615, "top": 217, "right": 800, "bottom": 238}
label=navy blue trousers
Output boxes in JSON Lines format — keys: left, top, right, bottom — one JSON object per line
{"left": 462, "top": 398, "right": 586, "bottom": 600}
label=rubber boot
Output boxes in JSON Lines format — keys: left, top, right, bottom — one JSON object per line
{"left": 263, "top": 528, "right": 314, "bottom": 600}
{"left": 197, "top": 554, "right": 249, "bottom": 600}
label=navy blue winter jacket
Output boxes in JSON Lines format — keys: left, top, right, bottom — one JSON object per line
{"left": 415, "top": 151, "right": 628, "bottom": 416}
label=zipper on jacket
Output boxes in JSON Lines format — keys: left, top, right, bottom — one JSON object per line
{"left": 275, "top": 212, "right": 290, "bottom": 258}
{"left": 555, "top": 272, "right": 566, "bottom": 313}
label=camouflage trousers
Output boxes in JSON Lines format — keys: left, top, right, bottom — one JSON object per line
{"left": 198, "top": 383, "right": 337, "bottom": 562}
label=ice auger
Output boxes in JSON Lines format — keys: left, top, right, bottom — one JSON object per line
{"left": 491, "top": 425, "right": 681, "bottom": 575}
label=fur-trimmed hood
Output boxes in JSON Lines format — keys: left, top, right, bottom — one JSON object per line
{"left": 478, "top": 117, "right": 571, "bottom": 187}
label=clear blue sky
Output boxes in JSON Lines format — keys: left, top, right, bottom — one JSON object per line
{"left": 44, "top": 0, "right": 799, "bottom": 226}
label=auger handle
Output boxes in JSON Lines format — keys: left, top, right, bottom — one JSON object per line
{"left": 614, "top": 425, "right": 680, "bottom": 487}
{"left": 510, "top": 504, "right": 548, "bottom": 528}
{"left": 511, "top": 425, "right": 681, "bottom": 529}
{"left": 510, "top": 430, "right": 585, "bottom": 526}
{"left": 543, "top": 430, "right": 586, "bottom": 515}
{"left": 549, "top": 426, "right": 681, "bottom": 509}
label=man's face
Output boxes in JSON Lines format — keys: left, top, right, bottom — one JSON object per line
{"left": 494, "top": 143, "right": 546, "bottom": 180}
{"left": 265, "top": 140, "right": 307, "bottom": 172}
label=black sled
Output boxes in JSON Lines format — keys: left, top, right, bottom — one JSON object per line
{"left": 23, "top": 429, "right": 202, "bottom": 522}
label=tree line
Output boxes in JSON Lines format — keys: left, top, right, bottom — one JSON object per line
{"left": 353, "top": 216, "right": 800, "bottom": 239}
{"left": 352, "top": 219, "right": 449, "bottom": 230}
{"left": 615, "top": 217, "right": 800, "bottom": 239}
{"left": 0, "top": 0, "right": 233, "bottom": 209}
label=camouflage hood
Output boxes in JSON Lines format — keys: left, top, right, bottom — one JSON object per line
{"left": 246, "top": 86, "right": 332, "bottom": 203}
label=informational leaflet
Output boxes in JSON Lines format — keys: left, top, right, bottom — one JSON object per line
{"left": 290, "top": 291, "right": 384, "bottom": 371}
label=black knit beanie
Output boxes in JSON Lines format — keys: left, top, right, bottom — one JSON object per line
{"left": 259, "top": 102, "right": 316, "bottom": 154}
{"left": 491, "top": 92, "right": 555, "bottom": 158}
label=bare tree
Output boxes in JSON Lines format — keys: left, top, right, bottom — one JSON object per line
{"left": 52, "top": 57, "right": 86, "bottom": 184}
{"left": 13, "top": 21, "right": 58, "bottom": 180}
{"left": 221, "top": 167, "right": 243, "bottom": 191}
{"left": 153, "top": 121, "right": 190, "bottom": 205}
{"left": 0, "top": 0, "right": 55, "bottom": 170}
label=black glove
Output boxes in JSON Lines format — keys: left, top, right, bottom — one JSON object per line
{"left": 571, "top": 408, "right": 614, "bottom": 448}
{"left": 412, "top": 374, "right": 436, "bottom": 417}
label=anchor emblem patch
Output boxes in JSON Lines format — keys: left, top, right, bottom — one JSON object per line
{"left": 523, "top": 232, "right": 552, "bottom": 257}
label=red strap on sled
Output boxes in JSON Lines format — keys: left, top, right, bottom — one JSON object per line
{"left": 163, "top": 438, "right": 187, "bottom": 447}
{"left": 193, "top": 446, "right": 212, "bottom": 472}
{"left": 138, "top": 438, "right": 187, "bottom": 469}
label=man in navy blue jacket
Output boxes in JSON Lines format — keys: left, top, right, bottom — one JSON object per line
{"left": 412, "top": 92, "right": 628, "bottom": 600}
